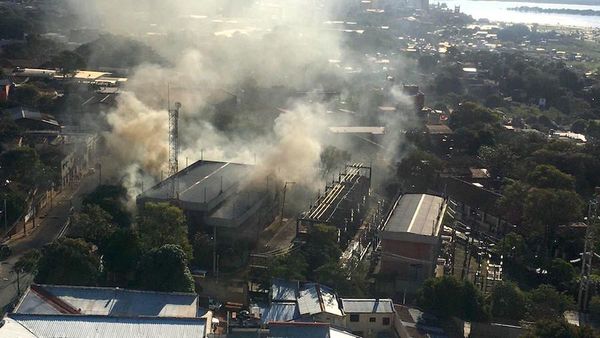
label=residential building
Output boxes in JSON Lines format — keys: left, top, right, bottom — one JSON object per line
{"left": 4, "top": 106, "right": 61, "bottom": 132}
{"left": 269, "top": 322, "right": 359, "bottom": 338}
{"left": 341, "top": 299, "right": 395, "bottom": 337}
{"left": 262, "top": 279, "right": 345, "bottom": 327}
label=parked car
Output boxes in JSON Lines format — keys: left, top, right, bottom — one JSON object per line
{"left": 0, "top": 243, "right": 11, "bottom": 261}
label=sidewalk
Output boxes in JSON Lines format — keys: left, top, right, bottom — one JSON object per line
{"left": 6, "top": 184, "right": 78, "bottom": 244}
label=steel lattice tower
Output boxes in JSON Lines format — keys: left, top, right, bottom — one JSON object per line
{"left": 578, "top": 195, "right": 599, "bottom": 312}
{"left": 168, "top": 102, "right": 181, "bottom": 198}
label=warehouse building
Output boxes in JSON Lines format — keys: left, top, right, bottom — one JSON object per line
{"left": 0, "top": 284, "right": 210, "bottom": 338}
{"left": 137, "top": 160, "right": 277, "bottom": 242}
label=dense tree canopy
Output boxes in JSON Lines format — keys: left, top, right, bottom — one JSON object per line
{"left": 68, "top": 204, "right": 116, "bottom": 248}
{"left": 137, "top": 202, "right": 192, "bottom": 258}
{"left": 35, "top": 238, "right": 101, "bottom": 286}
{"left": 417, "top": 276, "right": 488, "bottom": 321}
{"left": 135, "top": 244, "right": 195, "bottom": 293}
{"left": 83, "top": 185, "right": 131, "bottom": 228}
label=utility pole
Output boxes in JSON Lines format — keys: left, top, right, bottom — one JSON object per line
{"left": 213, "top": 225, "right": 217, "bottom": 276}
{"left": 4, "top": 199, "right": 7, "bottom": 234}
{"left": 578, "top": 193, "right": 599, "bottom": 312}
{"left": 97, "top": 163, "right": 102, "bottom": 186}
{"left": 280, "top": 181, "right": 296, "bottom": 226}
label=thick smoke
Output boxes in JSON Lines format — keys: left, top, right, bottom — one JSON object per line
{"left": 66, "top": 0, "right": 412, "bottom": 202}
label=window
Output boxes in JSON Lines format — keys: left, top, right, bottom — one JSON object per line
{"left": 369, "top": 317, "right": 376, "bottom": 323}
{"left": 383, "top": 317, "right": 390, "bottom": 326}
{"left": 350, "top": 314, "right": 359, "bottom": 322}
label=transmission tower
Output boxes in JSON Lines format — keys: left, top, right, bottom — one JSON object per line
{"left": 168, "top": 102, "right": 181, "bottom": 198}
{"left": 578, "top": 194, "right": 599, "bottom": 312}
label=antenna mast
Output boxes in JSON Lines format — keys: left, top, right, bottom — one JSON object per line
{"left": 168, "top": 102, "right": 181, "bottom": 198}
{"left": 578, "top": 192, "right": 600, "bottom": 312}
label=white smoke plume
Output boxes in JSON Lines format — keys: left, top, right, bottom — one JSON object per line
{"left": 65, "top": 0, "right": 411, "bottom": 201}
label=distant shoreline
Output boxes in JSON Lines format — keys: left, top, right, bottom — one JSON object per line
{"left": 508, "top": 6, "right": 600, "bottom": 15}
{"left": 472, "top": 0, "right": 600, "bottom": 6}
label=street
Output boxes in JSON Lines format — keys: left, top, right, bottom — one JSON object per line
{"left": 0, "top": 173, "right": 98, "bottom": 312}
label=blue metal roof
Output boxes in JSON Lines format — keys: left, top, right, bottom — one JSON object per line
{"left": 261, "top": 302, "right": 299, "bottom": 324}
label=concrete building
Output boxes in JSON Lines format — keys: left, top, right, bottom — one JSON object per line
{"left": 341, "top": 299, "right": 395, "bottom": 338}
{"left": 137, "top": 160, "right": 276, "bottom": 242}
{"left": 379, "top": 194, "right": 446, "bottom": 295}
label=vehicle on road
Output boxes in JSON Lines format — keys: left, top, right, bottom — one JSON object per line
{"left": 0, "top": 243, "right": 11, "bottom": 261}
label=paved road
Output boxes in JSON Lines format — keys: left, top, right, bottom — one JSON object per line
{"left": 0, "top": 174, "right": 98, "bottom": 312}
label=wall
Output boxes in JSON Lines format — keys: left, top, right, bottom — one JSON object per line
{"left": 344, "top": 312, "right": 394, "bottom": 338}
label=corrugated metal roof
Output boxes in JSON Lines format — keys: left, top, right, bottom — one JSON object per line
{"left": 340, "top": 299, "right": 394, "bottom": 314}
{"left": 261, "top": 302, "right": 299, "bottom": 324}
{"left": 297, "top": 285, "right": 321, "bottom": 315}
{"left": 15, "top": 284, "right": 199, "bottom": 318}
{"left": 269, "top": 322, "right": 359, "bottom": 338}
{"left": 384, "top": 194, "right": 444, "bottom": 236}
{"left": 7, "top": 313, "right": 206, "bottom": 338}
{"left": 297, "top": 284, "right": 342, "bottom": 317}
{"left": 271, "top": 279, "right": 298, "bottom": 302}
{"left": 139, "top": 160, "right": 251, "bottom": 206}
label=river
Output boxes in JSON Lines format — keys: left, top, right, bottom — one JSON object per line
{"left": 437, "top": 0, "right": 600, "bottom": 28}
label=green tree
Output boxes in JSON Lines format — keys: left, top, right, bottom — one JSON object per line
{"left": 478, "top": 145, "right": 516, "bottom": 178}
{"left": 417, "top": 276, "right": 488, "bottom": 321}
{"left": 320, "top": 146, "right": 351, "bottom": 178}
{"left": 523, "top": 319, "right": 595, "bottom": 338}
{"left": 135, "top": 244, "right": 194, "bottom": 293}
{"left": 523, "top": 188, "right": 584, "bottom": 234}
{"left": 68, "top": 204, "right": 116, "bottom": 248}
{"left": 397, "top": 149, "right": 443, "bottom": 191}
{"left": 489, "top": 281, "right": 526, "bottom": 320}
{"left": 35, "top": 238, "right": 100, "bottom": 286}
{"left": 50, "top": 50, "right": 86, "bottom": 77}
{"left": 12, "top": 249, "right": 41, "bottom": 295}
{"left": 589, "top": 296, "right": 600, "bottom": 321}
{"left": 12, "top": 84, "right": 41, "bottom": 107}
{"left": 497, "top": 180, "right": 528, "bottom": 225}
{"left": 526, "top": 284, "right": 575, "bottom": 320}
{"left": 0, "top": 146, "right": 47, "bottom": 187}
{"left": 83, "top": 185, "right": 131, "bottom": 227}
{"left": 102, "top": 228, "right": 142, "bottom": 284}
{"left": 303, "top": 224, "right": 341, "bottom": 273}
{"left": 449, "top": 102, "right": 500, "bottom": 129}
{"left": 547, "top": 258, "right": 576, "bottom": 290}
{"left": 269, "top": 252, "right": 308, "bottom": 283}
{"left": 494, "top": 232, "right": 526, "bottom": 260}
{"left": 137, "top": 202, "right": 192, "bottom": 258}
{"left": 527, "top": 165, "right": 575, "bottom": 190}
